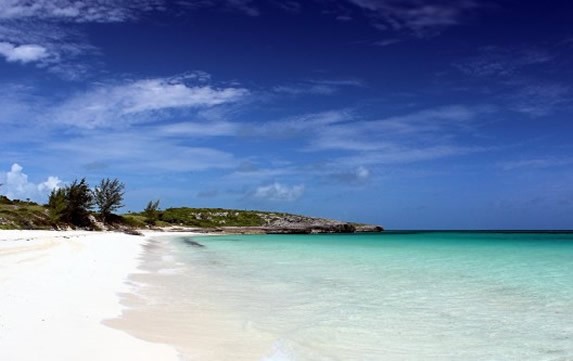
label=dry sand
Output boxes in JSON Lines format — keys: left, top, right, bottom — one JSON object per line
{"left": 0, "top": 230, "right": 183, "bottom": 361}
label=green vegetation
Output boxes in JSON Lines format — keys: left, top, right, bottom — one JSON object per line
{"left": 1, "top": 177, "right": 130, "bottom": 230}
{"left": 121, "top": 214, "right": 148, "bottom": 228}
{"left": 94, "top": 178, "right": 125, "bottom": 223}
{"left": 143, "top": 199, "right": 161, "bottom": 225}
{"left": 0, "top": 196, "right": 52, "bottom": 229}
{"left": 1, "top": 179, "right": 378, "bottom": 232}
{"left": 48, "top": 178, "right": 94, "bottom": 227}
{"left": 133, "top": 207, "right": 273, "bottom": 228}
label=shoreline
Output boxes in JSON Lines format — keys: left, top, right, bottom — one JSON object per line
{"left": 105, "top": 232, "right": 279, "bottom": 361}
{"left": 0, "top": 230, "right": 188, "bottom": 361}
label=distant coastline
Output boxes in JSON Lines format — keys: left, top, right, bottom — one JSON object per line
{"left": 0, "top": 195, "right": 382, "bottom": 234}
{"left": 380, "top": 230, "right": 573, "bottom": 234}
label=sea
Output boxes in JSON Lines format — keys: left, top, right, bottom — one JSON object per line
{"left": 111, "top": 231, "right": 573, "bottom": 361}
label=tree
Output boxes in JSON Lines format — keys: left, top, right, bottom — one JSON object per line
{"left": 143, "top": 199, "right": 161, "bottom": 225}
{"left": 48, "top": 178, "right": 94, "bottom": 227}
{"left": 47, "top": 188, "right": 67, "bottom": 223}
{"left": 93, "top": 178, "right": 125, "bottom": 223}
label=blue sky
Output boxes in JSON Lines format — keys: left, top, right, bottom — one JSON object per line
{"left": 1, "top": 0, "right": 572, "bottom": 229}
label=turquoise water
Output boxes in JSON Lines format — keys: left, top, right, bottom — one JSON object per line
{"left": 153, "top": 232, "right": 573, "bottom": 360}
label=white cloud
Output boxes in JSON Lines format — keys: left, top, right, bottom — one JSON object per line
{"left": 454, "top": 46, "right": 570, "bottom": 117}
{"left": 329, "top": 166, "right": 371, "bottom": 184}
{"left": 0, "top": 42, "right": 49, "bottom": 63}
{"left": 273, "top": 84, "right": 337, "bottom": 95}
{"left": 45, "top": 130, "right": 238, "bottom": 172}
{"left": 338, "top": 145, "right": 486, "bottom": 165}
{"left": 373, "top": 38, "right": 401, "bottom": 47}
{"left": 254, "top": 110, "right": 353, "bottom": 138}
{"left": 178, "top": 0, "right": 259, "bottom": 16}
{"left": 51, "top": 76, "right": 249, "bottom": 128}
{"left": 356, "top": 166, "right": 370, "bottom": 179}
{"left": 500, "top": 158, "right": 573, "bottom": 171}
{"left": 341, "top": 0, "right": 482, "bottom": 36}
{"left": 0, "top": 22, "right": 95, "bottom": 77}
{"left": 0, "top": 1, "right": 162, "bottom": 76}
{"left": 38, "top": 176, "right": 64, "bottom": 193}
{"left": 0, "top": 0, "right": 164, "bottom": 23}
{"left": 273, "top": 79, "right": 363, "bottom": 96}
{"left": 1, "top": 163, "right": 63, "bottom": 201}
{"left": 455, "top": 46, "right": 554, "bottom": 78}
{"left": 159, "top": 121, "right": 239, "bottom": 137}
{"left": 509, "top": 82, "right": 570, "bottom": 117}
{"left": 0, "top": 1, "right": 263, "bottom": 76}
{"left": 309, "top": 105, "right": 482, "bottom": 152}
{"left": 253, "top": 182, "right": 305, "bottom": 201}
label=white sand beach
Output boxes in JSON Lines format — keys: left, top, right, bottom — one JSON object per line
{"left": 0, "top": 230, "right": 182, "bottom": 361}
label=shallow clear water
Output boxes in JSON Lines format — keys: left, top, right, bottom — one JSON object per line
{"left": 122, "top": 232, "right": 573, "bottom": 361}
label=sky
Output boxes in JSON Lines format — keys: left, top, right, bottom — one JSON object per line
{"left": 0, "top": 0, "right": 572, "bottom": 229}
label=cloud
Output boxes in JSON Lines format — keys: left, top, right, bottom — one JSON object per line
{"left": 454, "top": 46, "right": 570, "bottom": 116}
{"left": 0, "top": 84, "right": 47, "bottom": 126}
{"left": 373, "top": 38, "right": 402, "bottom": 47}
{"left": 255, "top": 109, "right": 354, "bottom": 138}
{"left": 0, "top": 163, "right": 63, "bottom": 201}
{"left": 309, "top": 105, "right": 482, "bottom": 152}
{"left": 500, "top": 158, "right": 573, "bottom": 171}
{"left": 0, "top": 21, "right": 96, "bottom": 78}
{"left": 329, "top": 166, "right": 371, "bottom": 184}
{"left": 38, "top": 176, "right": 64, "bottom": 193}
{"left": 1, "top": 77, "right": 493, "bottom": 176}
{"left": 227, "top": 164, "right": 296, "bottom": 181}
{"left": 50, "top": 75, "right": 249, "bottom": 128}
{"left": 509, "top": 82, "right": 570, "bottom": 117}
{"left": 225, "top": 0, "right": 259, "bottom": 16}
{"left": 0, "top": 74, "right": 246, "bottom": 175}
{"left": 273, "top": 79, "right": 363, "bottom": 96}
{"left": 241, "top": 105, "right": 494, "bottom": 168}
{"left": 339, "top": 0, "right": 484, "bottom": 37}
{"left": 45, "top": 130, "right": 238, "bottom": 173}
{"left": 158, "top": 121, "right": 239, "bottom": 137}
{"left": 0, "top": 0, "right": 164, "bottom": 23}
{"left": 338, "top": 144, "right": 486, "bottom": 166}
{"left": 0, "top": 1, "right": 162, "bottom": 77}
{"left": 273, "top": 84, "right": 338, "bottom": 95}
{"left": 0, "top": 42, "right": 49, "bottom": 63}
{"left": 252, "top": 182, "right": 305, "bottom": 201}
{"left": 178, "top": 0, "right": 259, "bottom": 16}
{"left": 270, "top": 0, "right": 301, "bottom": 13}
{"left": 164, "top": 105, "right": 490, "bottom": 169}
{"left": 455, "top": 46, "right": 554, "bottom": 78}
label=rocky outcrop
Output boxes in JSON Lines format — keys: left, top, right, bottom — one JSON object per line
{"left": 258, "top": 213, "right": 381, "bottom": 234}
{"left": 131, "top": 207, "right": 383, "bottom": 234}
{"left": 153, "top": 216, "right": 383, "bottom": 235}
{"left": 353, "top": 224, "right": 384, "bottom": 233}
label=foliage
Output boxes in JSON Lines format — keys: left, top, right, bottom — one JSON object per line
{"left": 0, "top": 195, "right": 13, "bottom": 205}
{"left": 0, "top": 196, "right": 39, "bottom": 206}
{"left": 158, "top": 207, "right": 266, "bottom": 227}
{"left": 0, "top": 203, "right": 52, "bottom": 230}
{"left": 93, "top": 178, "right": 125, "bottom": 222}
{"left": 48, "top": 178, "right": 94, "bottom": 227}
{"left": 121, "top": 214, "right": 147, "bottom": 228}
{"left": 143, "top": 199, "right": 161, "bottom": 225}
{"left": 48, "top": 188, "right": 67, "bottom": 223}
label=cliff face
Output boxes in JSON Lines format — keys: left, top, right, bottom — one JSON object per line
{"left": 260, "top": 213, "right": 381, "bottom": 234}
